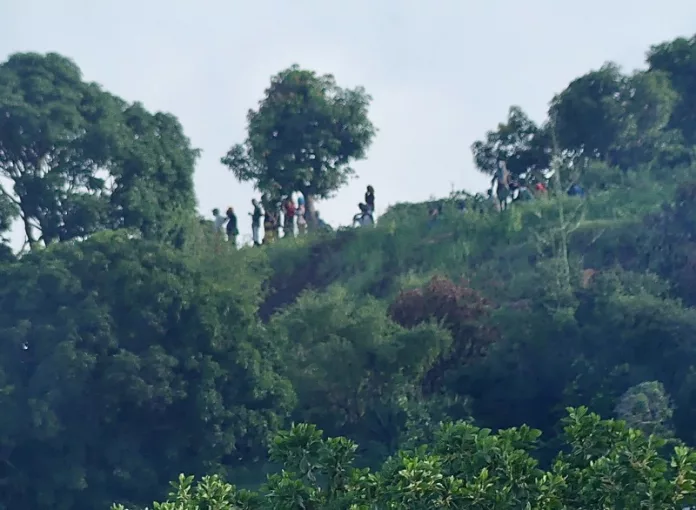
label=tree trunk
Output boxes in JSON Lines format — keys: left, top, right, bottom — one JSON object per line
{"left": 21, "top": 214, "right": 37, "bottom": 250}
{"left": 302, "top": 191, "right": 318, "bottom": 230}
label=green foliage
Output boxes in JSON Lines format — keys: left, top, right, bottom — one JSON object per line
{"left": 550, "top": 64, "right": 677, "bottom": 164}
{"left": 0, "top": 231, "right": 293, "bottom": 510}
{"left": 109, "top": 103, "right": 198, "bottom": 241}
{"left": 221, "top": 64, "right": 376, "bottom": 222}
{"left": 135, "top": 408, "right": 696, "bottom": 509}
{"left": 615, "top": 381, "right": 675, "bottom": 438}
{"left": 268, "top": 285, "right": 453, "bottom": 452}
{"left": 471, "top": 105, "right": 551, "bottom": 179}
{"left": 648, "top": 34, "right": 696, "bottom": 144}
{"left": 0, "top": 52, "right": 198, "bottom": 249}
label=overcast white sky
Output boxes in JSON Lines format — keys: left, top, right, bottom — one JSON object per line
{"left": 2, "top": 0, "right": 696, "bottom": 246}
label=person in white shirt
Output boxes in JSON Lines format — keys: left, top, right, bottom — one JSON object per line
{"left": 296, "top": 196, "right": 307, "bottom": 235}
{"left": 352, "top": 203, "right": 375, "bottom": 228}
{"left": 212, "top": 208, "right": 226, "bottom": 233}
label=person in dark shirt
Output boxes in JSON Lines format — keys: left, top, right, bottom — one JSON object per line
{"left": 250, "top": 199, "right": 263, "bottom": 246}
{"left": 283, "top": 198, "right": 296, "bottom": 237}
{"left": 567, "top": 183, "right": 586, "bottom": 197}
{"left": 365, "top": 185, "right": 375, "bottom": 214}
{"left": 225, "top": 207, "right": 238, "bottom": 247}
{"left": 492, "top": 161, "right": 511, "bottom": 210}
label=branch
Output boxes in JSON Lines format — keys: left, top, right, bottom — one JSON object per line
{"left": 0, "top": 181, "right": 20, "bottom": 207}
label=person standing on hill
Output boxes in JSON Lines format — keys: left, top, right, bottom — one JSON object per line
{"left": 365, "top": 185, "right": 375, "bottom": 215}
{"left": 534, "top": 181, "right": 548, "bottom": 198}
{"left": 296, "top": 196, "right": 307, "bottom": 235}
{"left": 212, "top": 208, "right": 227, "bottom": 233}
{"left": 264, "top": 209, "right": 278, "bottom": 243}
{"left": 492, "top": 161, "right": 511, "bottom": 210}
{"left": 516, "top": 181, "right": 535, "bottom": 202}
{"left": 283, "top": 197, "right": 296, "bottom": 237}
{"left": 225, "top": 207, "right": 238, "bottom": 247}
{"left": 250, "top": 199, "right": 263, "bottom": 246}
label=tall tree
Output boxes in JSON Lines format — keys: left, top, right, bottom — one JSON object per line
{"left": 221, "top": 65, "right": 376, "bottom": 225}
{"left": 647, "top": 34, "right": 696, "bottom": 144}
{"left": 550, "top": 63, "right": 628, "bottom": 161}
{"left": 0, "top": 230, "right": 294, "bottom": 510}
{"left": 109, "top": 103, "right": 199, "bottom": 241}
{"left": 471, "top": 106, "right": 551, "bottom": 181}
{"left": 549, "top": 63, "right": 676, "bottom": 165}
{"left": 0, "top": 52, "right": 198, "bottom": 249}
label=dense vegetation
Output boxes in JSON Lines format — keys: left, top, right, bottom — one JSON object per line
{"left": 0, "top": 33, "right": 695, "bottom": 510}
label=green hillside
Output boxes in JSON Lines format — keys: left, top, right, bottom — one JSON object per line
{"left": 1, "top": 34, "right": 696, "bottom": 510}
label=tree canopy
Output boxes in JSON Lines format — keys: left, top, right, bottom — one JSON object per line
{"left": 221, "top": 65, "right": 376, "bottom": 222}
{"left": 471, "top": 106, "right": 551, "bottom": 180}
{"left": 0, "top": 230, "right": 294, "bottom": 510}
{"left": 472, "top": 60, "right": 686, "bottom": 182}
{"left": 0, "top": 52, "right": 199, "bottom": 250}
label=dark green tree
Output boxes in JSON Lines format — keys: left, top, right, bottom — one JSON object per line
{"left": 648, "top": 34, "right": 696, "bottom": 144}
{"left": 0, "top": 52, "right": 198, "bottom": 249}
{"left": 0, "top": 230, "right": 293, "bottom": 510}
{"left": 471, "top": 106, "right": 551, "bottom": 181}
{"left": 221, "top": 65, "right": 376, "bottom": 226}
{"left": 108, "top": 102, "right": 199, "bottom": 242}
{"left": 268, "top": 285, "right": 451, "bottom": 451}
{"left": 549, "top": 63, "right": 676, "bottom": 166}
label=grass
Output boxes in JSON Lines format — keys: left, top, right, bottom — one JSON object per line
{"left": 255, "top": 168, "right": 690, "bottom": 313}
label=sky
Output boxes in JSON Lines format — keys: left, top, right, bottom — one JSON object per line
{"left": 2, "top": 0, "right": 696, "bottom": 246}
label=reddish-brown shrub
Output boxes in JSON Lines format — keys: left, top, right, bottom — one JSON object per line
{"left": 388, "top": 276, "right": 498, "bottom": 392}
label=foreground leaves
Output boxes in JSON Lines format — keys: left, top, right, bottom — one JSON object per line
{"left": 124, "top": 407, "right": 696, "bottom": 509}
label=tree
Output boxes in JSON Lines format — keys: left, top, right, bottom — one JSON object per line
{"left": 267, "top": 285, "right": 451, "bottom": 451}
{"left": 615, "top": 381, "right": 674, "bottom": 438}
{"left": 471, "top": 106, "right": 551, "bottom": 181}
{"left": 648, "top": 35, "right": 696, "bottom": 144}
{"left": 0, "top": 52, "right": 199, "bottom": 250}
{"left": 221, "top": 65, "right": 376, "bottom": 226}
{"left": 549, "top": 63, "right": 677, "bottom": 167}
{"left": 550, "top": 63, "right": 628, "bottom": 161}
{"left": 0, "top": 230, "right": 294, "bottom": 510}
{"left": 108, "top": 102, "right": 199, "bottom": 242}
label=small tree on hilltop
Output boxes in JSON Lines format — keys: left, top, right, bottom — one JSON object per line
{"left": 221, "top": 65, "right": 376, "bottom": 227}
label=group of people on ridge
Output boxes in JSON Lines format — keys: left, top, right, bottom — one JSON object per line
{"left": 487, "top": 160, "right": 585, "bottom": 211}
{"left": 426, "top": 161, "right": 586, "bottom": 226}
{"left": 212, "top": 168, "right": 586, "bottom": 246}
{"left": 212, "top": 185, "right": 377, "bottom": 247}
